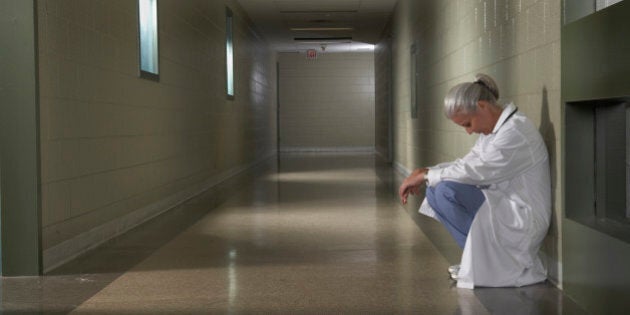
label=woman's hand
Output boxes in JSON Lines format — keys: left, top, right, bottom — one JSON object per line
{"left": 398, "top": 168, "right": 428, "bottom": 204}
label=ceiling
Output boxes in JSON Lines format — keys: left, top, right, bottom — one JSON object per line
{"left": 235, "top": 0, "right": 398, "bottom": 53}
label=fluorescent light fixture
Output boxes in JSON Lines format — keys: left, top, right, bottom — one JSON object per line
{"left": 280, "top": 10, "right": 358, "bottom": 14}
{"left": 294, "top": 37, "right": 353, "bottom": 43}
{"left": 353, "top": 43, "right": 375, "bottom": 51}
{"left": 290, "top": 27, "right": 353, "bottom": 31}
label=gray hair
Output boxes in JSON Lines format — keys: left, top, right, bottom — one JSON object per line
{"left": 443, "top": 74, "right": 502, "bottom": 118}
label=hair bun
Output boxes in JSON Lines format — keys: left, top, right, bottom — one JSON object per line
{"left": 474, "top": 73, "right": 499, "bottom": 99}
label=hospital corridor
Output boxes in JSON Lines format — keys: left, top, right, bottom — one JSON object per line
{"left": 1, "top": 0, "right": 629, "bottom": 314}
{"left": 1, "top": 155, "right": 586, "bottom": 313}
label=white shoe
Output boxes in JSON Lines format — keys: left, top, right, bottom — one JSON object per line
{"left": 448, "top": 264, "right": 460, "bottom": 281}
{"left": 448, "top": 264, "right": 460, "bottom": 274}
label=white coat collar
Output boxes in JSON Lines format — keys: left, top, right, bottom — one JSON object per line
{"left": 491, "top": 103, "right": 518, "bottom": 134}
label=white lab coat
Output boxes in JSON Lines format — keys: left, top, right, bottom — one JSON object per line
{"left": 419, "top": 103, "right": 551, "bottom": 289}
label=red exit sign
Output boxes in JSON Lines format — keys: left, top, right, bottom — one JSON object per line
{"left": 306, "top": 49, "right": 317, "bottom": 59}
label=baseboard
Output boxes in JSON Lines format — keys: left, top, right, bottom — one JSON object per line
{"left": 43, "top": 153, "right": 276, "bottom": 273}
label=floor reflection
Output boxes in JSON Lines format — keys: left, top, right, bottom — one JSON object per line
{"left": 453, "top": 282, "right": 588, "bottom": 315}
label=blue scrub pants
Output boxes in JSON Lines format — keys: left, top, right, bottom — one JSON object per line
{"left": 425, "top": 181, "right": 485, "bottom": 248}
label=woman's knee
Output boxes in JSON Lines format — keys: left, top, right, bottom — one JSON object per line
{"left": 433, "top": 181, "right": 484, "bottom": 209}
{"left": 433, "top": 181, "right": 459, "bottom": 201}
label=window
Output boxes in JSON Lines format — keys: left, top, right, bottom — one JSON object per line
{"left": 138, "top": 0, "right": 159, "bottom": 80}
{"left": 596, "top": 0, "right": 625, "bottom": 10}
{"left": 410, "top": 43, "right": 418, "bottom": 119}
{"left": 226, "top": 7, "right": 234, "bottom": 99}
{"left": 564, "top": 0, "right": 626, "bottom": 24}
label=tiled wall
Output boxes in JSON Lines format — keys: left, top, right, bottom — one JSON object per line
{"left": 380, "top": 0, "right": 562, "bottom": 284}
{"left": 38, "top": 0, "right": 276, "bottom": 269}
{"left": 278, "top": 52, "right": 375, "bottom": 152}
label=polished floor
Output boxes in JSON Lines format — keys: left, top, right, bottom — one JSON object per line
{"left": 1, "top": 155, "right": 587, "bottom": 314}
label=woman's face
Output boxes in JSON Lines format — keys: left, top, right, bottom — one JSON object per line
{"left": 450, "top": 101, "right": 497, "bottom": 135}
